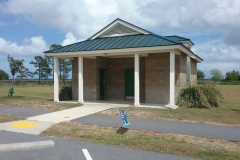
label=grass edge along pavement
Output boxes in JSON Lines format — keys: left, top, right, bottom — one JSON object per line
{"left": 0, "top": 114, "right": 25, "bottom": 123}
{"left": 41, "top": 121, "right": 240, "bottom": 160}
{"left": 99, "top": 85, "right": 240, "bottom": 127}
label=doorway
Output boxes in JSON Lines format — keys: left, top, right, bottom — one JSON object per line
{"left": 99, "top": 68, "right": 107, "bottom": 100}
{"left": 125, "top": 68, "right": 134, "bottom": 100}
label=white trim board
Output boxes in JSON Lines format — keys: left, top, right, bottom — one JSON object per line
{"left": 90, "top": 19, "right": 150, "bottom": 40}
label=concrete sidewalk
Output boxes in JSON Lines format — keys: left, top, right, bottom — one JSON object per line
{"left": 73, "top": 114, "right": 240, "bottom": 142}
{"left": 27, "top": 102, "right": 128, "bottom": 123}
{"left": 0, "top": 102, "right": 128, "bottom": 135}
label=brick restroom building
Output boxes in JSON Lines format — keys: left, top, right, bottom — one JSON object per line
{"left": 44, "top": 18, "right": 203, "bottom": 109}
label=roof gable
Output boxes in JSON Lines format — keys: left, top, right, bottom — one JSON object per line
{"left": 89, "top": 18, "right": 151, "bottom": 40}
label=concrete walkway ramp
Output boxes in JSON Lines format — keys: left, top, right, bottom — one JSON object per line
{"left": 27, "top": 102, "right": 128, "bottom": 123}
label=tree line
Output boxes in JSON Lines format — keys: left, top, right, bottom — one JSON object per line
{"left": 197, "top": 68, "right": 240, "bottom": 81}
{"left": 0, "top": 44, "right": 71, "bottom": 84}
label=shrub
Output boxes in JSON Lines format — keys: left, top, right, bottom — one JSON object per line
{"left": 59, "top": 86, "right": 72, "bottom": 101}
{"left": 177, "top": 82, "right": 223, "bottom": 108}
{"left": 199, "top": 82, "right": 223, "bottom": 107}
{"left": 177, "top": 85, "right": 209, "bottom": 108}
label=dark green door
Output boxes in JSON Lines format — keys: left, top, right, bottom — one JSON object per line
{"left": 99, "top": 68, "right": 107, "bottom": 100}
{"left": 125, "top": 68, "right": 134, "bottom": 100}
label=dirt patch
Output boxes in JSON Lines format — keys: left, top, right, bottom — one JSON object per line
{"left": 232, "top": 109, "right": 240, "bottom": 113}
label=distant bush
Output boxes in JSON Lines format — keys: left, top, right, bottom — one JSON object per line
{"left": 59, "top": 86, "right": 72, "bottom": 101}
{"left": 220, "top": 80, "right": 240, "bottom": 85}
{"left": 198, "top": 80, "right": 240, "bottom": 85}
{"left": 177, "top": 82, "right": 223, "bottom": 108}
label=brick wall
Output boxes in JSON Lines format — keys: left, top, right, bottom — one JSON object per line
{"left": 72, "top": 57, "right": 98, "bottom": 101}
{"left": 72, "top": 57, "right": 78, "bottom": 100}
{"left": 83, "top": 58, "right": 97, "bottom": 100}
{"left": 145, "top": 53, "right": 170, "bottom": 104}
{"left": 190, "top": 58, "right": 197, "bottom": 85}
{"left": 72, "top": 56, "right": 144, "bottom": 101}
{"left": 72, "top": 53, "right": 195, "bottom": 104}
{"left": 107, "top": 58, "right": 134, "bottom": 100}
{"left": 175, "top": 55, "right": 180, "bottom": 101}
{"left": 140, "top": 57, "right": 146, "bottom": 103}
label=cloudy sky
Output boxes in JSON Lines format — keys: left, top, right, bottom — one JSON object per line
{"left": 0, "top": 0, "right": 240, "bottom": 78}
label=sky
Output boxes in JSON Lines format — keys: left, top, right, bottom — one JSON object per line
{"left": 0, "top": 0, "right": 240, "bottom": 79}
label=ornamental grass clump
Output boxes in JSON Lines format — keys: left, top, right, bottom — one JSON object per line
{"left": 177, "top": 82, "right": 223, "bottom": 108}
{"left": 199, "top": 82, "right": 223, "bottom": 107}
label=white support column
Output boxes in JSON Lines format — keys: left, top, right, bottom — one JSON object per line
{"left": 169, "top": 51, "right": 178, "bottom": 108}
{"left": 134, "top": 53, "right": 140, "bottom": 107}
{"left": 78, "top": 56, "right": 84, "bottom": 104}
{"left": 54, "top": 57, "right": 59, "bottom": 102}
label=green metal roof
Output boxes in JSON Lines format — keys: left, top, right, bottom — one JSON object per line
{"left": 165, "top": 35, "right": 194, "bottom": 45}
{"left": 44, "top": 34, "right": 182, "bottom": 53}
{"left": 44, "top": 18, "right": 202, "bottom": 62}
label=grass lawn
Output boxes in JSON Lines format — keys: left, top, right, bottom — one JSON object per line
{"left": 41, "top": 121, "right": 240, "bottom": 160}
{"left": 0, "top": 113, "right": 25, "bottom": 123}
{"left": 0, "top": 85, "right": 80, "bottom": 111}
{"left": 99, "top": 85, "right": 240, "bottom": 126}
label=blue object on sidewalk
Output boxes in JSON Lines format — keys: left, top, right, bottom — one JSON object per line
{"left": 119, "top": 109, "right": 130, "bottom": 127}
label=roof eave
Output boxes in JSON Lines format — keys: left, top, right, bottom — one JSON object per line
{"left": 45, "top": 44, "right": 202, "bottom": 62}
{"left": 178, "top": 45, "right": 203, "bottom": 62}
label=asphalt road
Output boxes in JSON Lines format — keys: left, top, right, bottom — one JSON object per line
{"left": 0, "top": 106, "right": 49, "bottom": 117}
{"left": 73, "top": 114, "right": 240, "bottom": 142}
{"left": 0, "top": 131, "right": 196, "bottom": 160}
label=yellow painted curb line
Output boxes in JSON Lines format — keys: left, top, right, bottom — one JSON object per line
{"left": 9, "top": 122, "right": 39, "bottom": 129}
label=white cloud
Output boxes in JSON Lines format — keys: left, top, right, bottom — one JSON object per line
{"left": 193, "top": 40, "right": 240, "bottom": 78}
{"left": 0, "top": 0, "right": 154, "bottom": 39}
{"left": 0, "top": 36, "right": 48, "bottom": 56}
{"left": 1, "top": 0, "right": 239, "bottom": 45}
{"left": 140, "top": 0, "right": 240, "bottom": 28}
{"left": 61, "top": 32, "right": 81, "bottom": 46}
{"left": 194, "top": 45, "right": 240, "bottom": 62}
